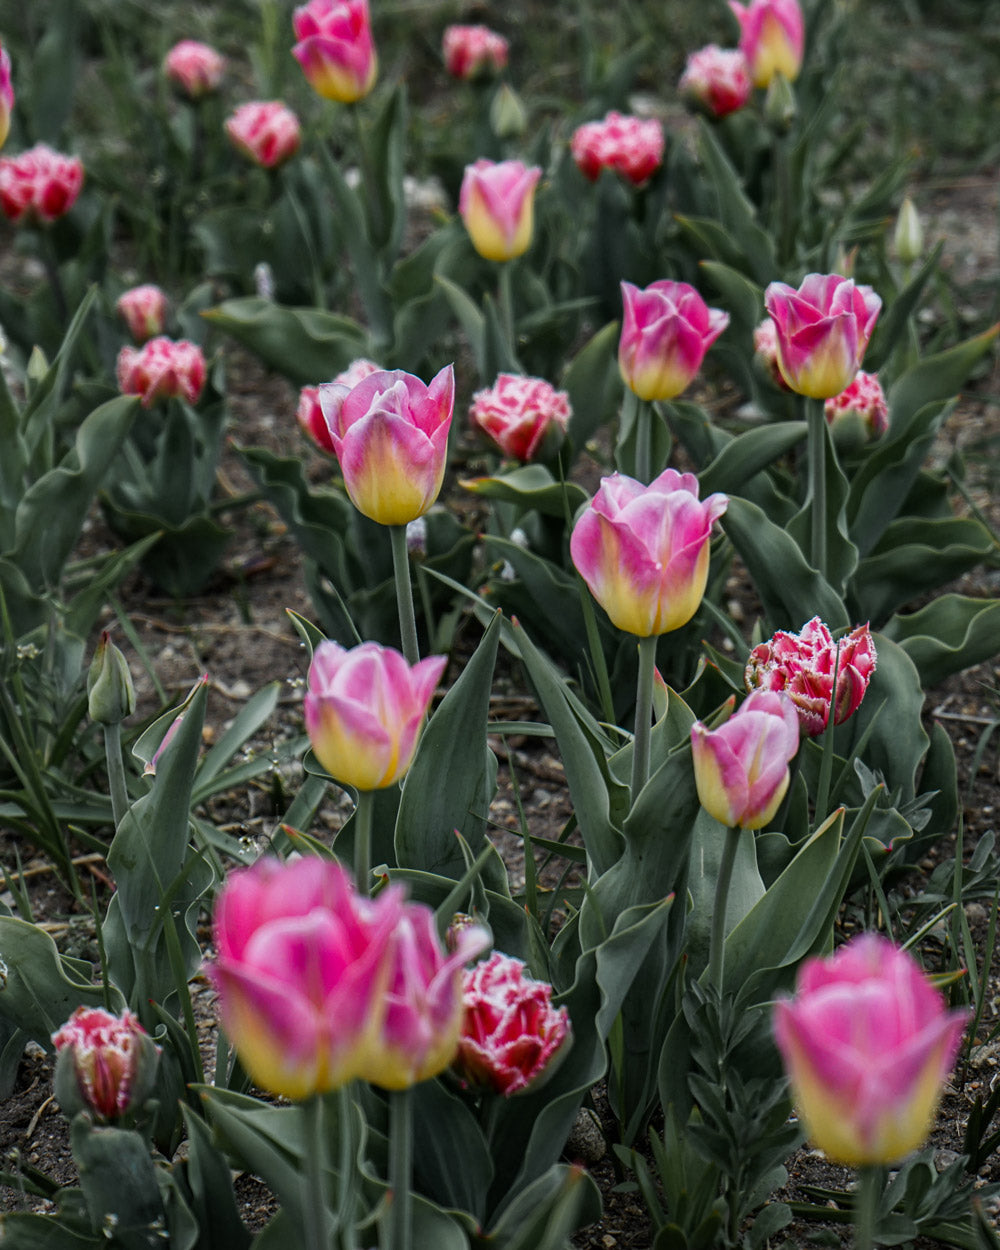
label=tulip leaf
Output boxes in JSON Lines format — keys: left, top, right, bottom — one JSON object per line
{"left": 179, "top": 1106, "right": 253, "bottom": 1250}
{"left": 884, "top": 594, "right": 1000, "bottom": 687}
{"left": 698, "top": 422, "right": 806, "bottom": 497}
{"left": 886, "top": 322, "right": 1000, "bottom": 431}
{"left": 564, "top": 320, "right": 622, "bottom": 447}
{"left": 484, "top": 1164, "right": 602, "bottom": 1250}
{"left": 71, "top": 1118, "right": 167, "bottom": 1240}
{"left": 864, "top": 241, "right": 945, "bottom": 372}
{"left": 409, "top": 1079, "right": 494, "bottom": 1221}
{"left": 436, "top": 275, "right": 486, "bottom": 378}
{"left": 463, "top": 466, "right": 588, "bottom": 518}
{"left": 685, "top": 812, "right": 765, "bottom": 981}
{"left": 695, "top": 120, "right": 776, "bottom": 284}
{"left": 699, "top": 260, "right": 764, "bottom": 336}
{"left": 367, "top": 82, "right": 407, "bottom": 259}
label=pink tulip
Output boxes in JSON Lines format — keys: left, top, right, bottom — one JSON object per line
{"left": 116, "top": 336, "right": 206, "bottom": 407}
{"left": 0, "top": 43, "right": 14, "bottom": 151}
{"left": 774, "top": 933, "right": 968, "bottom": 1165}
{"left": 0, "top": 143, "right": 83, "bottom": 225}
{"left": 304, "top": 639, "right": 447, "bottom": 791}
{"left": 319, "top": 364, "right": 454, "bottom": 526}
{"left": 299, "top": 358, "right": 381, "bottom": 454}
{"left": 618, "top": 279, "right": 730, "bottom": 402}
{"left": 764, "top": 272, "right": 882, "bottom": 399}
{"left": 442, "top": 25, "right": 509, "bottom": 80}
{"left": 116, "top": 285, "right": 168, "bottom": 343}
{"left": 745, "top": 617, "right": 877, "bottom": 737}
{"left": 679, "top": 45, "right": 753, "bottom": 120}
{"left": 454, "top": 952, "right": 571, "bottom": 1096}
{"left": 459, "top": 158, "right": 542, "bottom": 262}
{"left": 570, "top": 111, "right": 665, "bottom": 188}
{"left": 163, "top": 40, "right": 225, "bottom": 98}
{"left": 52, "top": 1007, "right": 160, "bottom": 1121}
{"left": 728, "top": 0, "right": 804, "bottom": 88}
{"left": 690, "top": 689, "right": 800, "bottom": 829}
{"left": 570, "top": 468, "right": 728, "bottom": 637}
{"left": 292, "top": 0, "right": 377, "bottom": 104}
{"left": 824, "top": 370, "right": 888, "bottom": 440}
{"left": 225, "top": 101, "right": 301, "bottom": 169}
{"left": 469, "top": 373, "right": 571, "bottom": 462}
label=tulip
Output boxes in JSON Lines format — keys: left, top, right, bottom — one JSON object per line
{"left": 679, "top": 46, "right": 753, "bottom": 120}
{"left": 745, "top": 617, "right": 877, "bottom": 737}
{"left": 52, "top": 1007, "right": 160, "bottom": 1121}
{"left": 728, "top": 0, "right": 804, "bottom": 88}
{"left": 824, "top": 371, "right": 888, "bottom": 443}
{"left": 116, "top": 285, "right": 168, "bottom": 344}
{"left": 618, "top": 280, "right": 730, "bottom": 402}
{"left": 454, "top": 952, "right": 571, "bottom": 1096}
{"left": 773, "top": 932, "right": 968, "bottom": 1165}
{"left": 299, "top": 358, "right": 381, "bottom": 455}
{"left": 116, "top": 336, "right": 206, "bottom": 407}
{"left": 469, "top": 373, "right": 571, "bottom": 462}
{"left": 163, "top": 40, "right": 225, "bottom": 98}
{"left": 225, "top": 101, "right": 301, "bottom": 169}
{"left": 319, "top": 364, "right": 454, "bottom": 526}
{"left": 304, "top": 639, "right": 446, "bottom": 791}
{"left": 459, "top": 158, "right": 541, "bottom": 262}
{"left": 0, "top": 143, "right": 83, "bottom": 225}
{"left": 442, "top": 24, "right": 509, "bottom": 80}
{"left": 0, "top": 44, "right": 14, "bottom": 151}
{"left": 292, "top": 0, "right": 377, "bottom": 104}
{"left": 570, "top": 111, "right": 665, "bottom": 187}
{"left": 894, "top": 196, "right": 925, "bottom": 266}
{"left": 764, "top": 273, "right": 882, "bottom": 399}
{"left": 570, "top": 468, "right": 728, "bottom": 637}
{"left": 87, "top": 631, "right": 136, "bottom": 727}
{"left": 690, "top": 689, "right": 800, "bottom": 830}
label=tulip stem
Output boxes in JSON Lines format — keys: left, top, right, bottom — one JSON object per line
{"left": 806, "top": 397, "right": 828, "bottom": 581}
{"left": 353, "top": 788, "right": 373, "bottom": 896}
{"left": 498, "top": 261, "right": 518, "bottom": 368}
{"left": 103, "top": 722, "right": 130, "bottom": 832}
{"left": 630, "top": 634, "right": 658, "bottom": 802}
{"left": 708, "top": 825, "right": 742, "bottom": 989}
{"left": 302, "top": 1093, "right": 329, "bottom": 1250}
{"left": 387, "top": 1087, "right": 414, "bottom": 1250}
{"left": 853, "top": 1163, "right": 883, "bottom": 1250}
{"left": 389, "top": 523, "right": 421, "bottom": 666}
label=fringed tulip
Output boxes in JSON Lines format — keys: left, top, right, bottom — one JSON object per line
{"left": 728, "top": 0, "right": 804, "bottom": 87}
{"left": 454, "top": 952, "right": 571, "bottom": 1096}
{"left": 292, "top": 0, "right": 377, "bottom": 104}
{"left": 163, "top": 40, "right": 225, "bottom": 98}
{"left": 764, "top": 273, "right": 882, "bottom": 399}
{"left": 469, "top": 373, "right": 570, "bottom": 462}
{"left": 0, "top": 144, "right": 83, "bottom": 225}
{"left": 225, "top": 101, "right": 301, "bottom": 168}
{"left": 619, "top": 279, "right": 730, "bottom": 402}
{"left": 570, "top": 469, "right": 728, "bottom": 637}
{"left": 679, "top": 46, "right": 753, "bottom": 120}
{"left": 443, "top": 25, "right": 509, "bottom": 80}
{"left": 745, "top": 617, "right": 877, "bottom": 737}
{"left": 52, "top": 1008, "right": 160, "bottom": 1121}
{"left": 824, "top": 371, "right": 888, "bottom": 441}
{"left": 116, "top": 336, "right": 206, "bottom": 407}
{"left": 319, "top": 364, "right": 454, "bottom": 526}
{"left": 774, "top": 933, "right": 968, "bottom": 1165}
{"left": 304, "top": 639, "right": 446, "bottom": 791}
{"left": 459, "top": 158, "right": 541, "bottom": 262}
{"left": 570, "top": 112, "right": 665, "bottom": 187}
{"left": 0, "top": 44, "right": 13, "bottom": 150}
{"left": 690, "top": 689, "right": 800, "bottom": 829}
{"left": 116, "top": 285, "right": 168, "bottom": 344}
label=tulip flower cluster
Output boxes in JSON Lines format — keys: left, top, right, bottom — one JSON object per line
{"left": 164, "top": 39, "right": 225, "bottom": 98}
{"left": 116, "top": 336, "right": 207, "bottom": 407}
{"left": 469, "top": 373, "right": 571, "bottom": 462}
{"left": 570, "top": 111, "right": 665, "bottom": 187}
{"left": 679, "top": 45, "right": 753, "bottom": 119}
{"left": 225, "top": 101, "right": 301, "bottom": 168}
{"left": 442, "top": 24, "right": 509, "bottom": 81}
{"left": 0, "top": 143, "right": 83, "bottom": 225}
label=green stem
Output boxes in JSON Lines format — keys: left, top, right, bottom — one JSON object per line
{"left": 387, "top": 1087, "right": 414, "bottom": 1250}
{"left": 39, "top": 228, "right": 69, "bottom": 327}
{"left": 104, "top": 722, "right": 130, "bottom": 831}
{"left": 350, "top": 102, "right": 384, "bottom": 247}
{"left": 336, "top": 1084, "right": 358, "bottom": 1250}
{"left": 634, "top": 397, "right": 651, "bottom": 485}
{"left": 498, "top": 261, "right": 518, "bottom": 367}
{"left": 353, "top": 788, "right": 373, "bottom": 896}
{"left": 302, "top": 1094, "right": 328, "bottom": 1250}
{"left": 806, "top": 396, "right": 828, "bottom": 581}
{"left": 708, "top": 826, "right": 743, "bottom": 989}
{"left": 389, "top": 523, "right": 420, "bottom": 665}
{"left": 576, "top": 571, "right": 616, "bottom": 728}
{"left": 630, "top": 634, "right": 658, "bottom": 802}
{"left": 853, "top": 1164, "right": 883, "bottom": 1250}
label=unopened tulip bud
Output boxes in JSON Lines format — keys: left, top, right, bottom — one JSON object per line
{"left": 490, "top": 83, "right": 527, "bottom": 138}
{"left": 87, "top": 632, "right": 136, "bottom": 726}
{"left": 894, "top": 197, "right": 924, "bottom": 266}
{"left": 763, "top": 69, "right": 796, "bottom": 133}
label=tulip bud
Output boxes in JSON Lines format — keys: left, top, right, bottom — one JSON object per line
{"left": 763, "top": 69, "right": 796, "bottom": 133}
{"left": 490, "top": 83, "right": 528, "bottom": 139}
{"left": 894, "top": 197, "right": 924, "bottom": 266}
{"left": 87, "top": 632, "right": 136, "bottom": 726}
{"left": 52, "top": 1007, "right": 160, "bottom": 1121}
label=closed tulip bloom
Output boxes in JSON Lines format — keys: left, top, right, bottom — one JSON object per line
{"left": 292, "top": 0, "right": 377, "bottom": 104}
{"left": 225, "top": 101, "right": 301, "bottom": 168}
{"left": 469, "top": 373, "right": 571, "bottom": 462}
{"left": 690, "top": 689, "right": 800, "bottom": 829}
{"left": 459, "top": 158, "right": 541, "bottom": 262}
{"left": 116, "top": 284, "right": 168, "bottom": 343}
{"left": 443, "top": 24, "right": 509, "bottom": 80}
{"left": 209, "top": 857, "right": 406, "bottom": 1099}
{"left": 454, "top": 952, "right": 571, "bottom": 1096}
{"left": 163, "top": 40, "right": 225, "bottom": 98}
{"left": 570, "top": 112, "right": 665, "bottom": 187}
{"left": 728, "top": 0, "right": 804, "bottom": 88}
{"left": 362, "top": 904, "right": 489, "bottom": 1090}
{"left": 0, "top": 143, "right": 83, "bottom": 225}
{"left": 774, "top": 933, "right": 968, "bottom": 1165}
{"left": 570, "top": 469, "right": 728, "bottom": 637}
{"left": 824, "top": 370, "right": 888, "bottom": 441}
{"left": 0, "top": 44, "right": 13, "bottom": 150}
{"left": 319, "top": 364, "right": 454, "bottom": 526}
{"left": 304, "top": 639, "right": 446, "bottom": 791}
{"left": 619, "top": 280, "right": 730, "bottom": 402}
{"left": 52, "top": 1007, "right": 160, "bottom": 1121}
{"left": 679, "top": 45, "right": 753, "bottom": 120}
{"left": 116, "top": 336, "right": 206, "bottom": 407}
{"left": 764, "top": 273, "right": 882, "bottom": 399}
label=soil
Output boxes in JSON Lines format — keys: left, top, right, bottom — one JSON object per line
{"left": 0, "top": 173, "right": 998, "bottom": 1248}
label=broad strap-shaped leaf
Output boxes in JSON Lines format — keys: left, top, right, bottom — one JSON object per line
{"left": 564, "top": 320, "right": 622, "bottom": 448}
{"left": 463, "top": 465, "right": 588, "bottom": 519}
{"left": 699, "top": 422, "right": 807, "bottom": 498}
{"left": 884, "top": 594, "right": 1000, "bottom": 687}
{"left": 886, "top": 322, "right": 1000, "bottom": 431}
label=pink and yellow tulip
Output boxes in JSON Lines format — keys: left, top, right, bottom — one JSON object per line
{"left": 292, "top": 0, "right": 377, "bottom": 104}
{"left": 618, "top": 280, "right": 730, "bottom": 402}
{"left": 728, "top": 0, "right": 804, "bottom": 88}
{"left": 570, "top": 468, "right": 728, "bottom": 637}
{"left": 459, "top": 158, "right": 541, "bottom": 262}
{"left": 774, "top": 932, "right": 968, "bottom": 1165}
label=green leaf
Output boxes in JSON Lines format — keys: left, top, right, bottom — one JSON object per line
{"left": 699, "top": 422, "right": 806, "bottom": 497}
{"left": 886, "top": 323, "right": 1000, "bottom": 431}
{"left": 483, "top": 1164, "right": 601, "bottom": 1250}
{"left": 564, "top": 321, "right": 622, "bottom": 447}
{"left": 436, "top": 275, "right": 486, "bottom": 377}
{"left": 367, "top": 83, "right": 408, "bottom": 259}
{"left": 695, "top": 120, "right": 776, "bottom": 283}
{"left": 71, "top": 1117, "right": 166, "bottom": 1242}
{"left": 884, "top": 595, "right": 1000, "bottom": 687}
{"left": 462, "top": 466, "right": 588, "bottom": 518}
{"left": 865, "top": 241, "right": 945, "bottom": 372}
{"left": 179, "top": 1106, "right": 252, "bottom": 1250}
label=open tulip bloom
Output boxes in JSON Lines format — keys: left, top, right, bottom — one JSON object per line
{"left": 292, "top": 0, "right": 377, "bottom": 103}
{"left": 728, "top": 0, "right": 804, "bottom": 88}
